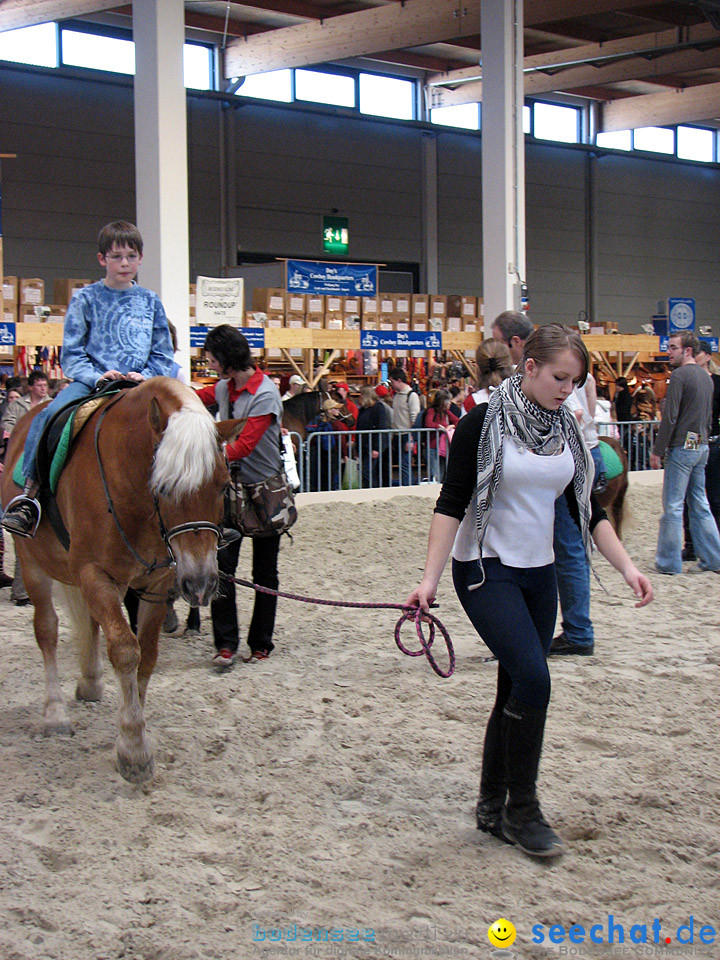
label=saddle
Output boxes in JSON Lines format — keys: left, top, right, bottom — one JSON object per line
{"left": 13, "top": 380, "right": 138, "bottom": 550}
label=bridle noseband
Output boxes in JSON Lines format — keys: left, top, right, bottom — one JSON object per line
{"left": 94, "top": 394, "right": 222, "bottom": 574}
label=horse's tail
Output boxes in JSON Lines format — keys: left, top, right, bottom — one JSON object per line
{"left": 56, "top": 583, "right": 95, "bottom": 657}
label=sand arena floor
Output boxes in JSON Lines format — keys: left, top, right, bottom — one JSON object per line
{"left": 0, "top": 475, "right": 717, "bottom": 960}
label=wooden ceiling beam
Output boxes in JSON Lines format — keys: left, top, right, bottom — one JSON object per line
{"left": 427, "top": 21, "right": 718, "bottom": 87}
{"left": 224, "top": 0, "right": 483, "bottom": 78}
{"left": 429, "top": 44, "right": 720, "bottom": 108}
{"left": 0, "top": 0, "right": 120, "bottom": 32}
{"left": 600, "top": 79, "right": 720, "bottom": 129}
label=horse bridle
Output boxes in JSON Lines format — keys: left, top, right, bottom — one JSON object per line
{"left": 94, "top": 394, "right": 223, "bottom": 574}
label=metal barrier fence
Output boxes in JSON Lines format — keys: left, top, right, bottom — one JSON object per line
{"left": 289, "top": 421, "right": 662, "bottom": 493}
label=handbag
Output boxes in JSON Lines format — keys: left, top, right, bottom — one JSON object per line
{"left": 228, "top": 465, "right": 298, "bottom": 538}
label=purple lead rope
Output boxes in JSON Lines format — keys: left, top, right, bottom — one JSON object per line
{"left": 222, "top": 574, "right": 455, "bottom": 679}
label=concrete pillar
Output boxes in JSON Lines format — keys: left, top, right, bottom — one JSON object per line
{"left": 421, "top": 133, "right": 439, "bottom": 295}
{"left": 480, "top": 0, "right": 526, "bottom": 334}
{"left": 133, "top": 0, "right": 190, "bottom": 375}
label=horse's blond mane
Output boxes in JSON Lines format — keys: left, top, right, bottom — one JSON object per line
{"left": 150, "top": 381, "right": 219, "bottom": 500}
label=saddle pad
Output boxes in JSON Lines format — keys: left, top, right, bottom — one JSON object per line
{"left": 597, "top": 439, "right": 624, "bottom": 481}
{"left": 13, "top": 415, "right": 75, "bottom": 494}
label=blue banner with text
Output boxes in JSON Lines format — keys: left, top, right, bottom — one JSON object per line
{"left": 287, "top": 260, "right": 377, "bottom": 296}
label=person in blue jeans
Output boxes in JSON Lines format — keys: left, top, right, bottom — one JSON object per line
{"left": 550, "top": 376, "right": 605, "bottom": 656}
{"left": 406, "top": 325, "right": 653, "bottom": 861}
{"left": 2, "top": 220, "right": 174, "bottom": 538}
{"left": 650, "top": 331, "right": 720, "bottom": 574}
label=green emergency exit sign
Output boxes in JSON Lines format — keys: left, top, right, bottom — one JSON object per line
{"left": 322, "top": 216, "right": 349, "bottom": 254}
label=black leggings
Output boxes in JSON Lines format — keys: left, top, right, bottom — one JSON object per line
{"left": 452, "top": 557, "right": 557, "bottom": 709}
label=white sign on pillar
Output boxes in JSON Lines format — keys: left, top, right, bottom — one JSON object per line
{"left": 133, "top": 0, "right": 191, "bottom": 378}
{"left": 481, "top": 0, "right": 526, "bottom": 334}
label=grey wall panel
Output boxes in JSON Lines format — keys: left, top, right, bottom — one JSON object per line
{"left": 594, "top": 154, "right": 720, "bottom": 331}
{"left": 1, "top": 65, "right": 719, "bottom": 334}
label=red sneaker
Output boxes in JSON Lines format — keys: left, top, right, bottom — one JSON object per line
{"left": 212, "top": 648, "right": 236, "bottom": 669}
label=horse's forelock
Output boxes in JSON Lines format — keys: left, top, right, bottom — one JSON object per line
{"left": 150, "top": 387, "right": 220, "bottom": 500}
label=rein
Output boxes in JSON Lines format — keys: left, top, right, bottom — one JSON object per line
{"left": 94, "top": 392, "right": 223, "bottom": 574}
{"left": 221, "top": 572, "right": 455, "bottom": 679}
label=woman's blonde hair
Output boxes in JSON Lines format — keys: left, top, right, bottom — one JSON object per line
{"left": 475, "top": 338, "right": 513, "bottom": 390}
{"left": 359, "top": 385, "right": 377, "bottom": 408}
{"left": 522, "top": 323, "right": 589, "bottom": 385}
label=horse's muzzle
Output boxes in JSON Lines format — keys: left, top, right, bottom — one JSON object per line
{"left": 179, "top": 573, "right": 218, "bottom": 608}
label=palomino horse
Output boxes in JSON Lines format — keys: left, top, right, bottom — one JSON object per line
{"left": 595, "top": 436, "right": 629, "bottom": 538}
{"left": 0, "top": 378, "right": 242, "bottom": 783}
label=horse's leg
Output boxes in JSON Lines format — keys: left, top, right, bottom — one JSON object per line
{"left": 16, "top": 545, "right": 71, "bottom": 734}
{"left": 56, "top": 583, "right": 104, "bottom": 702}
{"left": 135, "top": 598, "right": 165, "bottom": 708}
{"left": 78, "top": 563, "right": 154, "bottom": 783}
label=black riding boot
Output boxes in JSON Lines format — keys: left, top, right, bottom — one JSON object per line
{"left": 501, "top": 697, "right": 564, "bottom": 859}
{"left": 475, "top": 703, "right": 507, "bottom": 840}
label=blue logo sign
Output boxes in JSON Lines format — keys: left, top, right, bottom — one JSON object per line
{"left": 668, "top": 298, "right": 695, "bottom": 333}
{"left": 190, "top": 325, "right": 265, "bottom": 349}
{"left": 287, "top": 260, "right": 377, "bottom": 296}
{"left": 0, "top": 321, "right": 16, "bottom": 346}
{"left": 360, "top": 329, "right": 442, "bottom": 350}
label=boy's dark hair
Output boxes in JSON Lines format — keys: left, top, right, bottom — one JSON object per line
{"left": 28, "top": 370, "right": 49, "bottom": 386}
{"left": 98, "top": 220, "right": 143, "bottom": 256}
{"left": 389, "top": 367, "right": 407, "bottom": 383}
{"left": 204, "top": 325, "right": 253, "bottom": 374}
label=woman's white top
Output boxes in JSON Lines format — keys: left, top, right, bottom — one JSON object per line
{"left": 452, "top": 436, "right": 575, "bottom": 566}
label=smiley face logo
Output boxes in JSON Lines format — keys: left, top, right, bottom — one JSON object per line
{"left": 488, "top": 918, "right": 517, "bottom": 948}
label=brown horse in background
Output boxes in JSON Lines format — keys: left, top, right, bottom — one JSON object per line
{"left": 595, "top": 436, "right": 629, "bottom": 538}
{"left": 0, "top": 379, "right": 242, "bottom": 783}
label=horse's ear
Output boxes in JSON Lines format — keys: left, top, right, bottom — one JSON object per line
{"left": 149, "top": 397, "right": 169, "bottom": 435}
{"left": 216, "top": 417, "right": 247, "bottom": 444}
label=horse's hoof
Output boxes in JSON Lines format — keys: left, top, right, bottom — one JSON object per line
{"left": 116, "top": 750, "right": 155, "bottom": 784}
{"left": 75, "top": 679, "right": 104, "bottom": 702}
{"left": 43, "top": 719, "right": 74, "bottom": 737}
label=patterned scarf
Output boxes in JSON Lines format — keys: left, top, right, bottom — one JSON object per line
{"left": 469, "top": 373, "right": 593, "bottom": 590}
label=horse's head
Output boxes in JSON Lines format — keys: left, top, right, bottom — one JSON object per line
{"left": 148, "top": 384, "right": 243, "bottom": 607}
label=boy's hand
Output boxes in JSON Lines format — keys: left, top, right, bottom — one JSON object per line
{"left": 125, "top": 372, "right": 145, "bottom": 383}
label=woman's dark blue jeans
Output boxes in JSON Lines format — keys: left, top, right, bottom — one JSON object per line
{"left": 452, "top": 557, "right": 557, "bottom": 709}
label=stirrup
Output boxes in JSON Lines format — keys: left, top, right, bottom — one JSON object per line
{"left": 2, "top": 495, "right": 42, "bottom": 539}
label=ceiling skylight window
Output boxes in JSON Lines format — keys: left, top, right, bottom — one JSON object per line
{"left": 360, "top": 73, "right": 414, "bottom": 120}
{"left": 633, "top": 126, "right": 674, "bottom": 155}
{"left": 676, "top": 125, "right": 714, "bottom": 163}
{"left": 533, "top": 102, "right": 579, "bottom": 143}
{"left": 235, "top": 69, "right": 292, "bottom": 102}
{"left": 596, "top": 129, "right": 632, "bottom": 151}
{"left": 0, "top": 23, "right": 57, "bottom": 68}
{"left": 184, "top": 43, "right": 212, "bottom": 90}
{"left": 62, "top": 29, "right": 135, "bottom": 75}
{"left": 430, "top": 103, "right": 480, "bottom": 130}
{"left": 295, "top": 69, "right": 355, "bottom": 108}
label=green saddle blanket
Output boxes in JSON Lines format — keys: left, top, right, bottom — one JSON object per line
{"left": 13, "top": 414, "right": 75, "bottom": 495}
{"left": 597, "top": 438, "right": 624, "bottom": 481}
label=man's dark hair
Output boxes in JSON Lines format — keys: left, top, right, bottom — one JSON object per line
{"left": 204, "top": 324, "right": 253, "bottom": 374}
{"left": 670, "top": 330, "right": 700, "bottom": 355}
{"left": 492, "top": 310, "right": 534, "bottom": 346}
{"left": 5, "top": 376, "right": 22, "bottom": 391}
{"left": 389, "top": 367, "right": 407, "bottom": 384}
{"left": 98, "top": 220, "right": 143, "bottom": 256}
{"left": 28, "top": 370, "right": 49, "bottom": 386}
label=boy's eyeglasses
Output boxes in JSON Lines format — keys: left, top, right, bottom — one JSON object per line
{"left": 106, "top": 253, "right": 140, "bottom": 263}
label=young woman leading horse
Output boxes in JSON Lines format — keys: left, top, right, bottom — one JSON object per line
{"left": 0, "top": 378, "right": 243, "bottom": 783}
